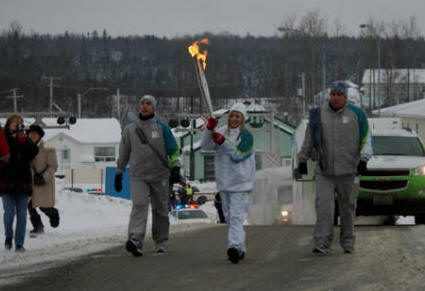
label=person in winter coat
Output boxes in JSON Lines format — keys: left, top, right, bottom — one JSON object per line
{"left": 297, "top": 80, "right": 372, "bottom": 255}
{"left": 0, "top": 126, "right": 10, "bottom": 164}
{"left": 26, "top": 124, "right": 59, "bottom": 237}
{"left": 115, "top": 95, "right": 181, "bottom": 257}
{"left": 201, "top": 102, "right": 256, "bottom": 264}
{"left": 0, "top": 115, "right": 39, "bottom": 252}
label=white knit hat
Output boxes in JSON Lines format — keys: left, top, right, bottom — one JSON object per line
{"left": 139, "top": 95, "right": 157, "bottom": 108}
{"left": 229, "top": 102, "right": 248, "bottom": 120}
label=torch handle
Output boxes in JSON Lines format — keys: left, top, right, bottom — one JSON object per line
{"left": 194, "top": 59, "right": 214, "bottom": 117}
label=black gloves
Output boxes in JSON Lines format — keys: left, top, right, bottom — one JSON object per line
{"left": 114, "top": 173, "right": 123, "bottom": 192}
{"left": 298, "top": 162, "right": 308, "bottom": 175}
{"left": 170, "top": 166, "right": 182, "bottom": 184}
{"left": 294, "top": 162, "right": 307, "bottom": 180}
{"left": 357, "top": 160, "right": 368, "bottom": 176}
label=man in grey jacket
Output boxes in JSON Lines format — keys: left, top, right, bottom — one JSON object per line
{"left": 115, "top": 95, "right": 181, "bottom": 257}
{"left": 297, "top": 81, "right": 372, "bottom": 255}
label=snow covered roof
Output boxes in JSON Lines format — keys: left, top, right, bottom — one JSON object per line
{"left": 362, "top": 69, "right": 425, "bottom": 84}
{"left": 44, "top": 118, "right": 121, "bottom": 144}
{"left": 247, "top": 103, "right": 267, "bottom": 112}
{"left": 373, "top": 98, "right": 425, "bottom": 119}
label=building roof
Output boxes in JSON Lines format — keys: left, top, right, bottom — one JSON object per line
{"left": 373, "top": 98, "right": 425, "bottom": 119}
{"left": 362, "top": 69, "right": 425, "bottom": 84}
{"left": 44, "top": 118, "right": 121, "bottom": 144}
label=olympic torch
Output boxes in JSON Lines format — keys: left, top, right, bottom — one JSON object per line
{"left": 188, "top": 39, "right": 214, "bottom": 117}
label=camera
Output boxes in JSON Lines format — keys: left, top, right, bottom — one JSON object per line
{"left": 13, "top": 124, "right": 26, "bottom": 134}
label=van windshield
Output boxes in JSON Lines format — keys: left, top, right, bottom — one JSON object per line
{"left": 373, "top": 136, "right": 425, "bottom": 156}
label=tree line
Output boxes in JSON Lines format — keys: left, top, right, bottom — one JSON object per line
{"left": 0, "top": 13, "right": 424, "bottom": 123}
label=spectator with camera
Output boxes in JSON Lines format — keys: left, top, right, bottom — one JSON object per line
{"left": 115, "top": 95, "right": 181, "bottom": 256}
{"left": 26, "top": 124, "right": 59, "bottom": 237}
{"left": 0, "top": 115, "right": 39, "bottom": 252}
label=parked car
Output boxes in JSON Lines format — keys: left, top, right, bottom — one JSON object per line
{"left": 352, "top": 127, "right": 425, "bottom": 224}
{"left": 63, "top": 187, "right": 84, "bottom": 193}
{"left": 170, "top": 208, "right": 213, "bottom": 224}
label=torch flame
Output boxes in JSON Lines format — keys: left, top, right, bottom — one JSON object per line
{"left": 188, "top": 38, "right": 209, "bottom": 70}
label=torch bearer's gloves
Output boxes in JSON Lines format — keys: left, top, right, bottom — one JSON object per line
{"left": 212, "top": 132, "right": 226, "bottom": 145}
{"left": 206, "top": 117, "right": 219, "bottom": 130}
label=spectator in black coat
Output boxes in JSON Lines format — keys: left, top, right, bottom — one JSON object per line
{"left": 0, "top": 115, "right": 39, "bottom": 252}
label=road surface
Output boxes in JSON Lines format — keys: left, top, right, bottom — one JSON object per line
{"left": 4, "top": 225, "right": 425, "bottom": 290}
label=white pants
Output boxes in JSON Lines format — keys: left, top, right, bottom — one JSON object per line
{"left": 220, "top": 191, "right": 249, "bottom": 252}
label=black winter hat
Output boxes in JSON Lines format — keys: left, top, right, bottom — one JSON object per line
{"left": 27, "top": 124, "right": 45, "bottom": 138}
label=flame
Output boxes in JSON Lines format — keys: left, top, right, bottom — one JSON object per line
{"left": 188, "top": 38, "right": 209, "bottom": 70}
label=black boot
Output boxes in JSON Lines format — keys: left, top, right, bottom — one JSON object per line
{"left": 227, "top": 247, "right": 241, "bottom": 264}
{"left": 4, "top": 238, "right": 12, "bottom": 250}
{"left": 47, "top": 208, "right": 60, "bottom": 228}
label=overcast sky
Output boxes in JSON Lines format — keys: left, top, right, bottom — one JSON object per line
{"left": 1, "top": 0, "right": 424, "bottom": 37}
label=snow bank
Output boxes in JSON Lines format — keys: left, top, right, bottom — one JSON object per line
{"left": 0, "top": 179, "right": 215, "bottom": 285}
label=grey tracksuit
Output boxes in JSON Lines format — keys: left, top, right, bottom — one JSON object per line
{"left": 117, "top": 116, "right": 180, "bottom": 244}
{"left": 298, "top": 103, "right": 372, "bottom": 250}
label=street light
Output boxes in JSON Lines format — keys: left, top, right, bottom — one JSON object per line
{"left": 360, "top": 23, "right": 381, "bottom": 110}
{"left": 77, "top": 87, "right": 108, "bottom": 118}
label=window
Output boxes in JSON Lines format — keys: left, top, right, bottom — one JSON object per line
{"left": 372, "top": 136, "right": 425, "bottom": 156}
{"left": 204, "top": 155, "right": 215, "bottom": 181}
{"left": 94, "top": 146, "right": 116, "bottom": 162}
{"left": 255, "top": 152, "right": 263, "bottom": 170}
{"left": 60, "top": 149, "right": 71, "bottom": 169}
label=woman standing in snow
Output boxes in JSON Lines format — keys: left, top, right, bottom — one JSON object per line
{"left": 0, "top": 115, "right": 39, "bottom": 252}
{"left": 201, "top": 103, "right": 255, "bottom": 264}
{"left": 27, "top": 124, "right": 59, "bottom": 237}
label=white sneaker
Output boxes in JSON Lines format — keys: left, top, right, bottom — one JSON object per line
{"left": 155, "top": 243, "right": 166, "bottom": 253}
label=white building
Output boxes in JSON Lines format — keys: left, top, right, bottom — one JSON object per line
{"left": 362, "top": 69, "right": 425, "bottom": 108}
{"left": 373, "top": 98, "right": 425, "bottom": 142}
{"left": 42, "top": 118, "right": 121, "bottom": 171}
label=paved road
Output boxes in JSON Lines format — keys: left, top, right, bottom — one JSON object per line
{"left": 4, "top": 225, "right": 425, "bottom": 290}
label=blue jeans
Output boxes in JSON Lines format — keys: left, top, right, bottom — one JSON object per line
{"left": 2, "top": 193, "right": 28, "bottom": 247}
{"left": 220, "top": 192, "right": 249, "bottom": 252}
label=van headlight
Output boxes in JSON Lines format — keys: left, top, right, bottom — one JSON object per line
{"left": 415, "top": 165, "right": 425, "bottom": 176}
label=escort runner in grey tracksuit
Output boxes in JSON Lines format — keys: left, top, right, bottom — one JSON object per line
{"left": 298, "top": 81, "right": 372, "bottom": 254}
{"left": 116, "top": 95, "right": 180, "bottom": 256}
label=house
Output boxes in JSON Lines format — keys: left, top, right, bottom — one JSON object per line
{"left": 176, "top": 103, "right": 295, "bottom": 182}
{"left": 42, "top": 118, "right": 122, "bottom": 171}
{"left": 361, "top": 69, "right": 425, "bottom": 109}
{"left": 0, "top": 117, "right": 121, "bottom": 187}
{"left": 373, "top": 98, "right": 425, "bottom": 142}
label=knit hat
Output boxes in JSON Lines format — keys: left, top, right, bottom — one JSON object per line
{"left": 139, "top": 95, "right": 157, "bottom": 109}
{"left": 27, "top": 124, "right": 45, "bottom": 138}
{"left": 229, "top": 103, "right": 248, "bottom": 120}
{"left": 329, "top": 80, "right": 348, "bottom": 97}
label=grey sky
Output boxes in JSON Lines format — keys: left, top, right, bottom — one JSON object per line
{"left": 1, "top": 0, "right": 424, "bottom": 37}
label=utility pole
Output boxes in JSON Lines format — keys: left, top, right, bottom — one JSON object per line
{"left": 42, "top": 76, "right": 61, "bottom": 113}
{"left": 6, "top": 88, "right": 23, "bottom": 113}
{"left": 77, "top": 87, "right": 108, "bottom": 118}
{"left": 190, "top": 95, "right": 195, "bottom": 180}
{"left": 301, "top": 73, "right": 306, "bottom": 116}
{"left": 116, "top": 88, "right": 121, "bottom": 120}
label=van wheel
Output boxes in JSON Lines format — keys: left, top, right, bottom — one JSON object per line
{"left": 415, "top": 215, "right": 425, "bottom": 224}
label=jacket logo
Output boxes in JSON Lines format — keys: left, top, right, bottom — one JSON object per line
{"left": 342, "top": 116, "right": 350, "bottom": 124}
{"left": 152, "top": 131, "right": 160, "bottom": 139}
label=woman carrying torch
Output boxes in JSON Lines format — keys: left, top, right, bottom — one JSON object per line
{"left": 200, "top": 103, "right": 255, "bottom": 264}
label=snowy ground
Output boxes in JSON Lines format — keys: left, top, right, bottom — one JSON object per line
{"left": 0, "top": 179, "right": 217, "bottom": 285}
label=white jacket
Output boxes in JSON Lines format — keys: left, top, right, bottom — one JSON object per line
{"left": 201, "top": 126, "right": 256, "bottom": 193}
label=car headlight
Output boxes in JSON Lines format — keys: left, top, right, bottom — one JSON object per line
{"left": 415, "top": 165, "right": 425, "bottom": 176}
